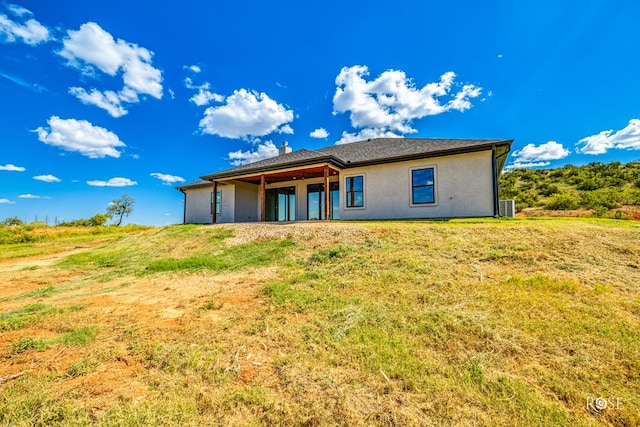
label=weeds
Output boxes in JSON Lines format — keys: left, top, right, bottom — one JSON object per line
{"left": 145, "top": 239, "right": 294, "bottom": 273}
{"left": 57, "top": 326, "right": 99, "bottom": 346}
{"left": 9, "top": 336, "right": 49, "bottom": 355}
{"left": 1, "top": 220, "right": 639, "bottom": 426}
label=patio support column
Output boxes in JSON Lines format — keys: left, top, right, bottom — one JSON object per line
{"left": 324, "top": 165, "right": 330, "bottom": 221}
{"left": 260, "top": 174, "right": 266, "bottom": 222}
{"left": 211, "top": 181, "right": 217, "bottom": 224}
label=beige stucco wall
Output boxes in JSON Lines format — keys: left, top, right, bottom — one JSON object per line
{"left": 232, "top": 181, "right": 259, "bottom": 222}
{"left": 183, "top": 183, "right": 238, "bottom": 224}
{"left": 184, "top": 150, "right": 495, "bottom": 223}
{"left": 339, "top": 151, "right": 495, "bottom": 220}
{"left": 183, "top": 186, "right": 213, "bottom": 224}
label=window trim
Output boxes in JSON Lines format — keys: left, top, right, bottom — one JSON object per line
{"left": 409, "top": 166, "right": 438, "bottom": 207}
{"left": 344, "top": 174, "right": 365, "bottom": 209}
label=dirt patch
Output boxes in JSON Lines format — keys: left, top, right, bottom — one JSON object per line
{"left": 219, "top": 221, "right": 370, "bottom": 246}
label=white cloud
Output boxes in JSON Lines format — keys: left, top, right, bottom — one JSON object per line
{"left": 336, "top": 129, "right": 403, "bottom": 145}
{"left": 0, "top": 4, "right": 50, "bottom": 45}
{"left": 34, "top": 116, "right": 126, "bottom": 158}
{"left": 189, "top": 83, "right": 224, "bottom": 106}
{"left": 0, "top": 163, "right": 25, "bottom": 171}
{"left": 59, "top": 22, "right": 163, "bottom": 117}
{"left": 228, "top": 140, "right": 279, "bottom": 166}
{"left": 511, "top": 141, "right": 569, "bottom": 162}
{"left": 199, "top": 89, "right": 294, "bottom": 139}
{"left": 87, "top": 177, "right": 137, "bottom": 187}
{"left": 310, "top": 128, "right": 329, "bottom": 139}
{"left": 185, "top": 78, "right": 223, "bottom": 106}
{"left": 185, "top": 64, "right": 201, "bottom": 73}
{"left": 507, "top": 141, "right": 569, "bottom": 169}
{"left": 576, "top": 119, "right": 640, "bottom": 155}
{"left": 278, "top": 124, "right": 294, "bottom": 135}
{"left": 19, "top": 193, "right": 40, "bottom": 198}
{"left": 68, "top": 87, "right": 128, "bottom": 117}
{"left": 0, "top": 198, "right": 15, "bottom": 204}
{"left": 34, "top": 174, "right": 61, "bottom": 182}
{"left": 505, "top": 161, "right": 551, "bottom": 171}
{"left": 150, "top": 172, "right": 186, "bottom": 185}
{"left": 332, "top": 65, "right": 482, "bottom": 140}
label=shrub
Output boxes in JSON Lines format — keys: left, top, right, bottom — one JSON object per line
{"left": 592, "top": 206, "right": 608, "bottom": 217}
{"left": 515, "top": 193, "right": 540, "bottom": 211}
{"left": 538, "top": 184, "right": 560, "bottom": 197}
{"left": 3, "top": 216, "right": 23, "bottom": 226}
{"left": 576, "top": 179, "right": 601, "bottom": 191}
{"left": 579, "top": 189, "right": 620, "bottom": 209}
{"left": 546, "top": 193, "right": 579, "bottom": 210}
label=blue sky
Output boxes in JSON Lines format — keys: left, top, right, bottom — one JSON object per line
{"left": 1, "top": 1, "right": 639, "bottom": 225}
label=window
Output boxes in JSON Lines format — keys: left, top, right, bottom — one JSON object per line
{"left": 345, "top": 175, "right": 364, "bottom": 208}
{"left": 211, "top": 191, "right": 221, "bottom": 215}
{"left": 411, "top": 168, "right": 435, "bottom": 204}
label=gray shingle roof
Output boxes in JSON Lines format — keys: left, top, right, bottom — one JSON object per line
{"left": 193, "top": 137, "right": 512, "bottom": 183}
{"left": 317, "top": 138, "right": 510, "bottom": 164}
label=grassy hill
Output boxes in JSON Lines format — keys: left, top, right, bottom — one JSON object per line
{"left": 499, "top": 161, "right": 640, "bottom": 217}
{"left": 1, "top": 220, "right": 639, "bottom": 426}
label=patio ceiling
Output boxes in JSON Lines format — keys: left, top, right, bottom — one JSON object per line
{"left": 226, "top": 164, "right": 341, "bottom": 185}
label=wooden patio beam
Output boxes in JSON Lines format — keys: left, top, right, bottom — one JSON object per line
{"left": 324, "top": 165, "right": 330, "bottom": 221}
{"left": 260, "top": 174, "right": 266, "bottom": 222}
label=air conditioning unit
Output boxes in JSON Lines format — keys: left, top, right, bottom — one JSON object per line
{"left": 499, "top": 200, "right": 515, "bottom": 217}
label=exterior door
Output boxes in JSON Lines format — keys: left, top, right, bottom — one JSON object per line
{"left": 307, "top": 182, "right": 339, "bottom": 220}
{"left": 266, "top": 187, "right": 296, "bottom": 221}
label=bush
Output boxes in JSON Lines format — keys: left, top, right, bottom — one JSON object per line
{"left": 592, "top": 206, "right": 608, "bottom": 217}
{"left": 576, "top": 179, "right": 601, "bottom": 191}
{"left": 3, "top": 216, "right": 23, "bottom": 226}
{"left": 515, "top": 193, "right": 540, "bottom": 211}
{"left": 546, "top": 193, "right": 579, "bottom": 210}
{"left": 538, "top": 184, "right": 560, "bottom": 197}
{"left": 579, "top": 189, "right": 620, "bottom": 210}
{"left": 59, "top": 213, "right": 112, "bottom": 227}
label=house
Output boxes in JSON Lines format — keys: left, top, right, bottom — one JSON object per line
{"left": 176, "top": 137, "right": 512, "bottom": 223}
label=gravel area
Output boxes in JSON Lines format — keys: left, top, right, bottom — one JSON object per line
{"left": 208, "top": 221, "right": 371, "bottom": 246}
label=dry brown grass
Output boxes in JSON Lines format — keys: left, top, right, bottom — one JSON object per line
{"left": 0, "top": 219, "right": 639, "bottom": 426}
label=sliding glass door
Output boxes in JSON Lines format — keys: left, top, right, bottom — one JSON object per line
{"left": 265, "top": 187, "right": 296, "bottom": 221}
{"left": 307, "top": 182, "right": 339, "bottom": 220}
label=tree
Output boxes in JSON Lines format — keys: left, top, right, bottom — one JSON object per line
{"left": 107, "top": 194, "right": 135, "bottom": 226}
{"left": 89, "top": 213, "right": 112, "bottom": 226}
{"left": 3, "top": 216, "right": 24, "bottom": 226}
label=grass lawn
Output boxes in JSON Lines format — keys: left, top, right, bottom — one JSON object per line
{"left": 0, "top": 218, "right": 639, "bottom": 426}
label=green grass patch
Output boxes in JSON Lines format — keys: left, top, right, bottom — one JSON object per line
{"left": 145, "top": 238, "right": 294, "bottom": 273}
{"left": 0, "top": 303, "right": 57, "bottom": 331}
{"left": 9, "top": 336, "right": 50, "bottom": 355}
{"left": 66, "top": 356, "right": 99, "bottom": 378}
{"left": 56, "top": 326, "right": 99, "bottom": 346}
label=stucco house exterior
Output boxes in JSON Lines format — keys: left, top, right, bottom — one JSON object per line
{"left": 176, "top": 137, "right": 512, "bottom": 223}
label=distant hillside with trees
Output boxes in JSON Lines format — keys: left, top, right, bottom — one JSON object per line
{"left": 499, "top": 160, "right": 640, "bottom": 218}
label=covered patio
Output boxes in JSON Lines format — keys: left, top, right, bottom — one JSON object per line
{"left": 209, "top": 163, "right": 341, "bottom": 223}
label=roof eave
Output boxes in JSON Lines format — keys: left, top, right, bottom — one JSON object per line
{"left": 201, "top": 155, "right": 346, "bottom": 181}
